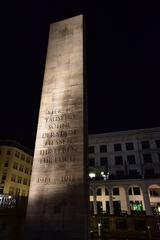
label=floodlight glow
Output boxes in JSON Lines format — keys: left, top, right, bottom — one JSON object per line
{"left": 89, "top": 173, "right": 96, "bottom": 178}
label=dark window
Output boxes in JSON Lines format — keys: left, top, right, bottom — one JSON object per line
{"left": 88, "top": 146, "right": 94, "bottom": 154}
{"left": 116, "top": 170, "right": 124, "bottom": 177}
{"left": 25, "top": 167, "right": 29, "bottom": 174}
{"left": 133, "top": 187, "right": 141, "bottom": 195}
{"left": 141, "top": 141, "right": 150, "bottom": 149}
{"left": 15, "top": 188, "right": 20, "bottom": 196}
{"left": 17, "top": 176, "right": 22, "bottom": 183}
{"left": 2, "top": 175, "right": 6, "bottom": 180}
{"left": 105, "top": 202, "right": 110, "bottom": 215}
{"left": 0, "top": 150, "right": 1, "bottom": 154}
{"left": 113, "top": 201, "right": 121, "bottom": 214}
{"left": 129, "top": 187, "right": 132, "bottom": 195}
{"left": 134, "top": 220, "right": 146, "bottom": 231}
{"left": 7, "top": 150, "right": 11, "bottom": 155}
{"left": 105, "top": 188, "right": 109, "bottom": 195}
{"left": 26, "top": 157, "right": 30, "bottom": 163}
{"left": 150, "top": 189, "right": 160, "bottom": 197}
{"left": 143, "top": 154, "right": 152, "bottom": 163}
{"left": 90, "top": 202, "right": 94, "bottom": 214}
{"left": 23, "top": 178, "right": 28, "bottom": 185}
{"left": 100, "top": 145, "right": 107, "bottom": 153}
{"left": 116, "top": 219, "right": 127, "bottom": 229}
{"left": 4, "top": 162, "right": 8, "bottom": 167}
{"left": 13, "top": 162, "right": 18, "bottom": 169}
{"left": 127, "top": 155, "right": 136, "bottom": 164}
{"left": 19, "top": 165, "right": 24, "bottom": 172}
{"left": 22, "top": 190, "right": 26, "bottom": 196}
{"left": 145, "top": 168, "right": 155, "bottom": 177}
{"left": 97, "top": 201, "right": 103, "bottom": 214}
{"left": 100, "top": 157, "right": 108, "bottom": 166}
{"left": 129, "top": 169, "right": 138, "bottom": 176}
{"left": 158, "top": 153, "right": 160, "bottom": 162}
{"left": 15, "top": 151, "right": 20, "bottom": 158}
{"left": 90, "top": 189, "right": 93, "bottom": 196}
{"left": 9, "top": 187, "right": 14, "bottom": 195}
{"left": 113, "top": 187, "right": 119, "bottom": 195}
{"left": 11, "top": 175, "right": 16, "bottom": 182}
{"left": 114, "top": 144, "right": 122, "bottom": 152}
{"left": 126, "top": 142, "right": 134, "bottom": 150}
{"left": 115, "top": 156, "right": 123, "bottom": 165}
{"left": 97, "top": 188, "right": 102, "bottom": 196}
{"left": 89, "top": 158, "right": 95, "bottom": 167}
{"left": 21, "top": 154, "right": 25, "bottom": 160}
{"left": 155, "top": 140, "right": 160, "bottom": 148}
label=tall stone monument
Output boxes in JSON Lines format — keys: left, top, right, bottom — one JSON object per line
{"left": 25, "top": 15, "right": 88, "bottom": 240}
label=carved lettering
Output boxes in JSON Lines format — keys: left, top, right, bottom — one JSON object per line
{"left": 37, "top": 175, "right": 75, "bottom": 185}
{"left": 39, "top": 156, "right": 76, "bottom": 164}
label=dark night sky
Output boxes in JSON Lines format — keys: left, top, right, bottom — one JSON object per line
{"left": 1, "top": 1, "right": 160, "bottom": 149}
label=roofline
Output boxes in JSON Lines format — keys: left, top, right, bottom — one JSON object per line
{"left": 0, "top": 140, "right": 33, "bottom": 156}
{"left": 89, "top": 126, "right": 160, "bottom": 138}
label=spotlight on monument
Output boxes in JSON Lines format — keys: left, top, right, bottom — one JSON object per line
{"left": 25, "top": 15, "right": 88, "bottom": 240}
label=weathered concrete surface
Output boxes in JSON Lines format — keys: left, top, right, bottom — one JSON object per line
{"left": 25, "top": 15, "right": 88, "bottom": 240}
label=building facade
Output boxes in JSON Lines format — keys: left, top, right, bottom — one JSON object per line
{"left": 88, "top": 127, "right": 160, "bottom": 216}
{"left": 0, "top": 140, "right": 33, "bottom": 197}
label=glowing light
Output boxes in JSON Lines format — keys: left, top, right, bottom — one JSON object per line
{"left": 89, "top": 173, "right": 96, "bottom": 178}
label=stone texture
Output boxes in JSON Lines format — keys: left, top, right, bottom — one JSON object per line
{"left": 25, "top": 15, "right": 88, "bottom": 240}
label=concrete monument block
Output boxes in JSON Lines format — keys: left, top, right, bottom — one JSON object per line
{"left": 25, "top": 15, "right": 88, "bottom": 240}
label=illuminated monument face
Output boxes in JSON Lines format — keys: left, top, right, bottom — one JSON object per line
{"left": 26, "top": 15, "right": 88, "bottom": 240}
